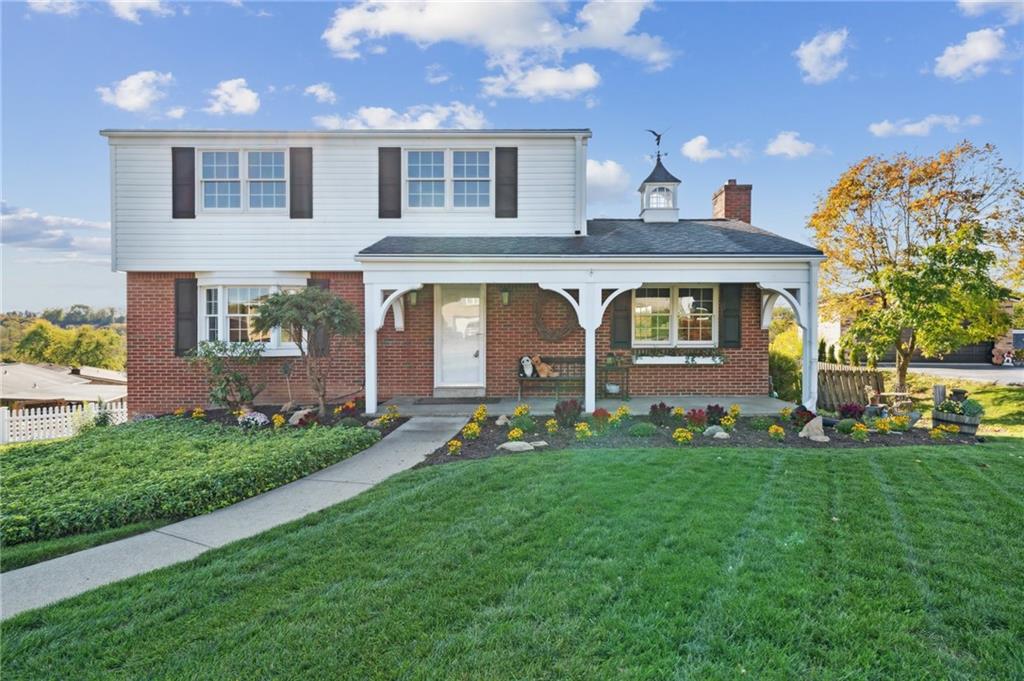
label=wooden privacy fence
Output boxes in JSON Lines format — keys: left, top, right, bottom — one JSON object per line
{"left": 0, "top": 401, "right": 127, "bottom": 444}
{"left": 817, "top": 363, "right": 884, "bottom": 412}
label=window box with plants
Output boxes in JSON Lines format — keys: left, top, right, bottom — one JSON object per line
{"left": 931, "top": 396, "right": 984, "bottom": 436}
{"left": 631, "top": 347, "right": 726, "bottom": 366}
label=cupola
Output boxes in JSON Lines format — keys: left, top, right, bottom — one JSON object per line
{"left": 638, "top": 154, "right": 680, "bottom": 223}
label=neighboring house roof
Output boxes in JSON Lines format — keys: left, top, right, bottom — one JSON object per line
{"left": 358, "top": 219, "right": 824, "bottom": 259}
{"left": 639, "top": 157, "right": 681, "bottom": 186}
{"left": 1, "top": 363, "right": 127, "bottom": 403}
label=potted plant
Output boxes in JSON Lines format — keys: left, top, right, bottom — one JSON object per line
{"left": 931, "top": 396, "right": 983, "bottom": 435}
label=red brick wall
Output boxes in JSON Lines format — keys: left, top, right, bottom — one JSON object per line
{"left": 126, "top": 275, "right": 769, "bottom": 415}
{"left": 712, "top": 180, "right": 753, "bottom": 223}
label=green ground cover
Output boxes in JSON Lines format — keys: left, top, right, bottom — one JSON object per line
{"left": 0, "top": 417, "right": 379, "bottom": 549}
{"left": 4, "top": 442, "right": 1021, "bottom": 679}
{"left": 1, "top": 520, "right": 167, "bottom": 572}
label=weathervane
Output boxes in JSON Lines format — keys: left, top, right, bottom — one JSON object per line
{"left": 646, "top": 129, "right": 666, "bottom": 160}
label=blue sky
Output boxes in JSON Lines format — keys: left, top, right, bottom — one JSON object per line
{"left": 2, "top": 0, "right": 1022, "bottom": 311}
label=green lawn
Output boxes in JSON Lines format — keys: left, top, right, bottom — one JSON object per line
{"left": 4, "top": 442, "right": 1022, "bottom": 679}
{"left": 896, "top": 373, "right": 1024, "bottom": 438}
{"left": 1, "top": 520, "right": 168, "bottom": 573}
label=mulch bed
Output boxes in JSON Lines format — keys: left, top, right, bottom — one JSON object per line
{"left": 419, "top": 415, "right": 979, "bottom": 467}
{"left": 199, "top": 404, "right": 408, "bottom": 438}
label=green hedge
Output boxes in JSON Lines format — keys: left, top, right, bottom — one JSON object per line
{"left": 0, "top": 418, "right": 380, "bottom": 546}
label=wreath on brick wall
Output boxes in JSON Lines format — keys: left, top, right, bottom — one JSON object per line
{"left": 533, "top": 289, "right": 577, "bottom": 341}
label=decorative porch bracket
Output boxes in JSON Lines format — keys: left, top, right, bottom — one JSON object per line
{"left": 540, "top": 283, "right": 641, "bottom": 412}
{"left": 364, "top": 283, "right": 423, "bottom": 414}
{"left": 757, "top": 271, "right": 819, "bottom": 409}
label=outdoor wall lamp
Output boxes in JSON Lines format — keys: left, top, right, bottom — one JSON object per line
{"left": 500, "top": 287, "right": 511, "bottom": 306}
{"left": 408, "top": 290, "right": 418, "bottom": 306}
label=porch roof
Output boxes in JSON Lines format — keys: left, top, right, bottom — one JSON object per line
{"left": 358, "top": 219, "right": 823, "bottom": 260}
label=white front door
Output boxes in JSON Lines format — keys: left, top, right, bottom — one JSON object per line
{"left": 435, "top": 284, "right": 486, "bottom": 388}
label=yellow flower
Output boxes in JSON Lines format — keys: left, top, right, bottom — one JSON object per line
{"left": 768, "top": 424, "right": 785, "bottom": 440}
{"left": 929, "top": 427, "right": 945, "bottom": 441}
{"left": 333, "top": 405, "right": 344, "bottom": 415}
{"left": 447, "top": 439, "right": 463, "bottom": 455}
{"left": 191, "top": 407, "right": 205, "bottom": 420}
{"left": 720, "top": 415, "right": 736, "bottom": 431}
{"left": 472, "top": 404, "right": 488, "bottom": 423}
{"left": 671, "top": 406, "right": 685, "bottom": 418}
{"left": 508, "top": 427, "right": 524, "bottom": 441}
{"left": 173, "top": 407, "right": 187, "bottom": 417}
{"left": 940, "top": 423, "right": 960, "bottom": 434}
{"left": 891, "top": 415, "right": 910, "bottom": 431}
{"left": 513, "top": 403, "right": 530, "bottom": 417}
{"left": 672, "top": 427, "right": 693, "bottom": 444}
{"left": 574, "top": 422, "right": 592, "bottom": 440}
{"left": 608, "top": 414, "right": 621, "bottom": 427}
{"left": 874, "top": 418, "right": 891, "bottom": 434}
{"left": 462, "top": 421, "right": 481, "bottom": 440}
{"left": 545, "top": 418, "right": 559, "bottom": 434}
{"left": 614, "top": 405, "right": 631, "bottom": 418}
{"left": 378, "top": 404, "right": 401, "bottom": 427}
{"left": 271, "top": 413, "right": 286, "bottom": 429}
{"left": 779, "top": 407, "right": 793, "bottom": 420}
{"left": 728, "top": 403, "right": 741, "bottom": 419}
{"left": 850, "top": 422, "right": 869, "bottom": 442}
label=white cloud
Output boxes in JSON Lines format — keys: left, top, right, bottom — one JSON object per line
{"left": 204, "top": 78, "right": 260, "bottom": 115}
{"left": 1, "top": 203, "right": 110, "bottom": 261}
{"left": 586, "top": 159, "right": 631, "bottom": 203}
{"left": 764, "top": 131, "right": 816, "bottom": 158}
{"left": 680, "top": 135, "right": 748, "bottom": 163}
{"left": 793, "top": 28, "right": 849, "bottom": 84}
{"left": 107, "top": 1, "right": 174, "bottom": 23}
{"left": 425, "top": 63, "right": 450, "bottom": 85}
{"left": 868, "top": 113, "right": 983, "bottom": 137}
{"left": 313, "top": 101, "right": 487, "bottom": 130}
{"left": 26, "top": 1, "right": 84, "bottom": 16}
{"left": 934, "top": 27, "right": 1007, "bottom": 79}
{"left": 96, "top": 70, "right": 172, "bottom": 112}
{"left": 957, "top": 1, "right": 1024, "bottom": 24}
{"left": 165, "top": 106, "right": 186, "bottom": 119}
{"left": 304, "top": 82, "right": 337, "bottom": 104}
{"left": 481, "top": 63, "right": 600, "bottom": 100}
{"left": 321, "top": 0, "right": 670, "bottom": 100}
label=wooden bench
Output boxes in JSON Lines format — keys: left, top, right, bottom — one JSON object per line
{"left": 516, "top": 356, "right": 584, "bottom": 401}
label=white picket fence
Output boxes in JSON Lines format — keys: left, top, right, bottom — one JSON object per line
{"left": 0, "top": 401, "right": 128, "bottom": 444}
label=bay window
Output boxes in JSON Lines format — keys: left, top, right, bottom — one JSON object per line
{"left": 632, "top": 285, "right": 718, "bottom": 347}
{"left": 200, "top": 284, "right": 301, "bottom": 353}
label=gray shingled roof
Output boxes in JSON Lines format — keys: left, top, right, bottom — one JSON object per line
{"left": 358, "top": 219, "right": 823, "bottom": 259}
{"left": 639, "top": 157, "right": 680, "bottom": 186}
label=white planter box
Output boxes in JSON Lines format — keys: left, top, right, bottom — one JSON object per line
{"left": 633, "top": 355, "right": 725, "bottom": 366}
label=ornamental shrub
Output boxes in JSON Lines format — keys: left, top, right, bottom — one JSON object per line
{"left": 960, "top": 399, "right": 984, "bottom": 417}
{"left": 554, "top": 399, "right": 583, "bottom": 427}
{"left": 0, "top": 418, "right": 380, "bottom": 546}
{"left": 769, "top": 350, "right": 802, "bottom": 403}
{"left": 837, "top": 403, "right": 865, "bottom": 420}
{"left": 685, "top": 409, "right": 707, "bottom": 429}
{"left": 850, "top": 422, "right": 869, "bottom": 442}
{"left": 836, "top": 418, "right": 858, "bottom": 434}
{"left": 649, "top": 402, "right": 673, "bottom": 427}
{"left": 628, "top": 422, "right": 659, "bottom": 438}
{"left": 936, "top": 399, "right": 964, "bottom": 415}
{"left": 339, "top": 416, "right": 363, "bottom": 429}
{"left": 705, "top": 404, "right": 726, "bottom": 425}
{"left": 592, "top": 408, "right": 611, "bottom": 424}
{"left": 790, "top": 406, "right": 816, "bottom": 427}
{"left": 510, "top": 414, "right": 536, "bottom": 433}
{"left": 750, "top": 416, "right": 775, "bottom": 431}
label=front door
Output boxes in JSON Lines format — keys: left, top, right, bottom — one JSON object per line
{"left": 435, "top": 284, "right": 486, "bottom": 389}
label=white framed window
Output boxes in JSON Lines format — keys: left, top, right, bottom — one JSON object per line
{"left": 647, "top": 186, "right": 673, "bottom": 208}
{"left": 200, "top": 284, "right": 301, "bottom": 354}
{"left": 632, "top": 284, "right": 718, "bottom": 347}
{"left": 405, "top": 148, "right": 492, "bottom": 210}
{"left": 199, "top": 149, "right": 287, "bottom": 212}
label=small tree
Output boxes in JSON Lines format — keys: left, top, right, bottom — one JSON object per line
{"left": 809, "top": 142, "right": 1021, "bottom": 389}
{"left": 255, "top": 286, "right": 360, "bottom": 416}
{"left": 187, "top": 340, "right": 266, "bottom": 410}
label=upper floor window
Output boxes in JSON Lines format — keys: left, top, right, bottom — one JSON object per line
{"left": 632, "top": 284, "right": 718, "bottom": 347}
{"left": 647, "top": 186, "right": 673, "bottom": 209}
{"left": 406, "top": 149, "right": 491, "bottom": 210}
{"left": 200, "top": 150, "right": 286, "bottom": 211}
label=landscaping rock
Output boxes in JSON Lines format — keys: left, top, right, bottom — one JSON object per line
{"left": 907, "top": 410, "right": 922, "bottom": 428}
{"left": 864, "top": 405, "right": 885, "bottom": 419}
{"left": 798, "top": 416, "right": 830, "bottom": 443}
{"left": 497, "top": 441, "right": 534, "bottom": 452}
{"left": 713, "top": 431, "right": 731, "bottom": 440}
{"left": 495, "top": 415, "right": 510, "bottom": 426}
{"left": 288, "top": 409, "right": 315, "bottom": 426}
{"left": 704, "top": 425, "right": 725, "bottom": 437}
{"left": 529, "top": 441, "right": 549, "bottom": 448}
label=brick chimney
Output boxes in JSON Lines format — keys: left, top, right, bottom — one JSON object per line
{"left": 712, "top": 179, "right": 752, "bottom": 223}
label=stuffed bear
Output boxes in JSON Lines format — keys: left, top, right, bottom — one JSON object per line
{"left": 530, "top": 355, "right": 560, "bottom": 378}
{"left": 519, "top": 355, "right": 535, "bottom": 377}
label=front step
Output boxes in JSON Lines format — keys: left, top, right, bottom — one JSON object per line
{"left": 432, "top": 386, "right": 486, "bottom": 399}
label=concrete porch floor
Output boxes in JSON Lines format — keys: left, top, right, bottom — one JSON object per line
{"left": 381, "top": 394, "right": 793, "bottom": 418}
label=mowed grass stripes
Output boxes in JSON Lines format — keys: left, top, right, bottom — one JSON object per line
{"left": 3, "top": 442, "right": 1022, "bottom": 680}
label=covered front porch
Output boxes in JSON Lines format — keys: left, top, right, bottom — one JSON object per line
{"left": 358, "top": 253, "right": 822, "bottom": 415}
{"left": 381, "top": 394, "right": 794, "bottom": 418}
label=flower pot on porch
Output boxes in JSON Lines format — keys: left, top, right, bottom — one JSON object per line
{"left": 931, "top": 410, "right": 980, "bottom": 436}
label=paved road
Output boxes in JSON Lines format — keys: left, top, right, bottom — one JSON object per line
{"left": 0, "top": 416, "right": 465, "bottom": 620}
{"left": 897, "top": 364, "right": 1024, "bottom": 386}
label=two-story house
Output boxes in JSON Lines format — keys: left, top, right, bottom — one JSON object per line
{"left": 101, "top": 128, "right": 823, "bottom": 415}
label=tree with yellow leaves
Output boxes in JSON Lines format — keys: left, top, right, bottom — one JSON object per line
{"left": 809, "top": 141, "right": 1022, "bottom": 389}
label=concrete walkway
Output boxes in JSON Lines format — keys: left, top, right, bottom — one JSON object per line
{"left": 0, "top": 416, "right": 465, "bottom": 620}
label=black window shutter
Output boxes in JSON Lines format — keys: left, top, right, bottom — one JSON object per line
{"left": 495, "top": 147, "right": 518, "bottom": 218}
{"left": 610, "top": 292, "right": 632, "bottom": 349}
{"left": 171, "top": 147, "right": 195, "bottom": 219}
{"left": 719, "top": 284, "right": 742, "bottom": 348}
{"left": 307, "top": 278, "right": 331, "bottom": 356}
{"left": 174, "top": 278, "right": 198, "bottom": 356}
{"left": 378, "top": 147, "right": 401, "bottom": 218}
{"left": 290, "top": 147, "right": 313, "bottom": 219}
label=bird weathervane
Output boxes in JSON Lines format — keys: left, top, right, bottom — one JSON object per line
{"left": 646, "top": 129, "right": 666, "bottom": 160}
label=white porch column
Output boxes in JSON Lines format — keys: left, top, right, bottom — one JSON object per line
{"left": 364, "top": 283, "right": 379, "bottom": 415}
{"left": 802, "top": 262, "right": 820, "bottom": 409}
{"left": 581, "top": 283, "right": 601, "bottom": 413}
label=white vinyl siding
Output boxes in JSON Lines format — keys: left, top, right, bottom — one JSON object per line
{"left": 109, "top": 134, "right": 581, "bottom": 271}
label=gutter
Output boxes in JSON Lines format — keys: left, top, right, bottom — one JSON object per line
{"left": 355, "top": 253, "right": 827, "bottom": 263}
